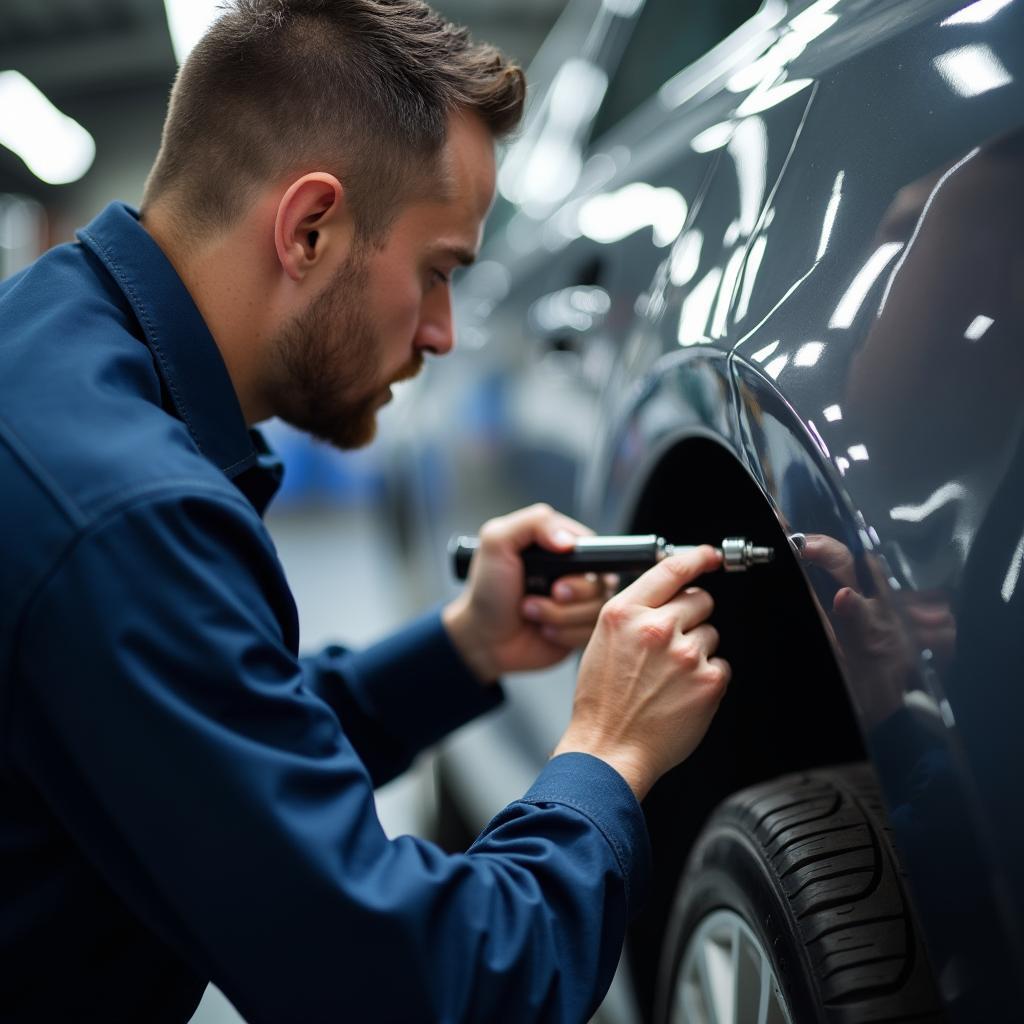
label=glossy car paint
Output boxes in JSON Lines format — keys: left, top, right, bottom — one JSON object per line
{"left": 391, "top": 0, "right": 1024, "bottom": 1017}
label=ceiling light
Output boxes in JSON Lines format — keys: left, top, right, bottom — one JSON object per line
{"left": 0, "top": 71, "right": 95, "bottom": 185}
{"left": 164, "top": 0, "right": 223, "bottom": 63}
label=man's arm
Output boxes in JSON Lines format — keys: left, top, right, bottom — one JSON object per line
{"left": 11, "top": 488, "right": 648, "bottom": 1023}
{"left": 300, "top": 611, "right": 503, "bottom": 788}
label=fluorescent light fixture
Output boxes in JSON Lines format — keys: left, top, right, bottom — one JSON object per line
{"left": 164, "top": 0, "right": 223, "bottom": 63}
{"left": 943, "top": 0, "right": 1015, "bottom": 25}
{"left": 964, "top": 314, "right": 994, "bottom": 340}
{"left": 0, "top": 71, "right": 95, "bottom": 185}
{"left": 934, "top": 44, "right": 1013, "bottom": 97}
{"left": 829, "top": 242, "right": 903, "bottom": 329}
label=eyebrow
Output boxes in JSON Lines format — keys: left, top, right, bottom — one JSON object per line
{"left": 434, "top": 244, "right": 477, "bottom": 268}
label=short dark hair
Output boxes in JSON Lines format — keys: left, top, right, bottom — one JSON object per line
{"left": 141, "top": 0, "right": 525, "bottom": 242}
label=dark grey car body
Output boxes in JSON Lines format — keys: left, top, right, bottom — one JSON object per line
{"left": 388, "top": 0, "right": 1024, "bottom": 1018}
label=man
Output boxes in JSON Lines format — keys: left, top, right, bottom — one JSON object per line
{"left": 0, "top": 2, "right": 728, "bottom": 1021}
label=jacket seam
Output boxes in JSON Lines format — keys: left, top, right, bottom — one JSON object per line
{"left": 0, "top": 418, "right": 86, "bottom": 530}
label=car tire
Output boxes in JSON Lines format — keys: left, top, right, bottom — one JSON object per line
{"left": 655, "top": 764, "right": 946, "bottom": 1023}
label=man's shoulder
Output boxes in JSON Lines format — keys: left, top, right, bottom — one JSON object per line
{"left": 0, "top": 241, "right": 258, "bottom": 633}
{"left": 0, "top": 238, "right": 244, "bottom": 521}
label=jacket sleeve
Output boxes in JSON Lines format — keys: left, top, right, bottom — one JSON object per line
{"left": 301, "top": 610, "right": 504, "bottom": 787}
{"left": 12, "top": 488, "right": 651, "bottom": 1024}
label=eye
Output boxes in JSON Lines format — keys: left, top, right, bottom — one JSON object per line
{"left": 429, "top": 269, "right": 451, "bottom": 288}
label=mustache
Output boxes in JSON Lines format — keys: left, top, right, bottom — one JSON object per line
{"left": 391, "top": 352, "right": 425, "bottom": 385}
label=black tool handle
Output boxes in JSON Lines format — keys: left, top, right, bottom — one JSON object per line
{"left": 449, "top": 534, "right": 664, "bottom": 595}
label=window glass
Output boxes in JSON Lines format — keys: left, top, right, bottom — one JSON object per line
{"left": 590, "top": 0, "right": 763, "bottom": 143}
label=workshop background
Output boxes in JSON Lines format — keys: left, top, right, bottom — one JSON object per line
{"left": 0, "top": 2, "right": 570, "bottom": 1022}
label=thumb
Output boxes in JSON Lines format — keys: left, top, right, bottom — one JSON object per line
{"left": 478, "top": 503, "right": 593, "bottom": 555}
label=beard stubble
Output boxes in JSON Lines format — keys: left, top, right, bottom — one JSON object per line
{"left": 274, "top": 254, "right": 423, "bottom": 450}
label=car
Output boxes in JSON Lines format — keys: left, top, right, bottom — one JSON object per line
{"left": 383, "top": 0, "right": 1024, "bottom": 1020}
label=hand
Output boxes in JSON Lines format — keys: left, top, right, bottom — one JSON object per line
{"left": 552, "top": 545, "right": 729, "bottom": 801}
{"left": 799, "top": 534, "right": 956, "bottom": 728}
{"left": 442, "top": 503, "right": 614, "bottom": 683}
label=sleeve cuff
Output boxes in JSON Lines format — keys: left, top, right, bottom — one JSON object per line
{"left": 520, "top": 752, "right": 652, "bottom": 912}
{"left": 344, "top": 607, "right": 504, "bottom": 755}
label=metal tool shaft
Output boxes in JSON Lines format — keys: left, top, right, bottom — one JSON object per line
{"left": 450, "top": 534, "right": 774, "bottom": 595}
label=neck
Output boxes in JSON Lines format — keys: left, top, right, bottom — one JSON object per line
{"left": 141, "top": 204, "right": 277, "bottom": 425}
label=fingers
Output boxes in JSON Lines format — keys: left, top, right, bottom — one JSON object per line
{"left": 619, "top": 545, "right": 721, "bottom": 608}
{"left": 800, "top": 533, "right": 858, "bottom": 590}
{"left": 478, "top": 503, "right": 595, "bottom": 556}
{"left": 661, "top": 586, "right": 715, "bottom": 634}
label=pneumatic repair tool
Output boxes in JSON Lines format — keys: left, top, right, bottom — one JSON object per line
{"left": 450, "top": 535, "right": 775, "bottom": 596}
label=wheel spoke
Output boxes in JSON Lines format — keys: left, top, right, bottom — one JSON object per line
{"left": 672, "top": 911, "right": 793, "bottom": 1024}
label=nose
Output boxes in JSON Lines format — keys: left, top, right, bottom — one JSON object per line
{"left": 415, "top": 286, "right": 455, "bottom": 356}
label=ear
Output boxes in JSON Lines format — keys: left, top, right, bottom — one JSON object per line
{"left": 273, "top": 173, "right": 352, "bottom": 282}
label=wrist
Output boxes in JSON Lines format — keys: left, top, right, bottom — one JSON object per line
{"left": 551, "top": 732, "right": 653, "bottom": 802}
{"left": 442, "top": 596, "right": 500, "bottom": 685}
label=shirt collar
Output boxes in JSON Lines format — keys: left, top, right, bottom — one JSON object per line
{"left": 77, "top": 201, "right": 259, "bottom": 480}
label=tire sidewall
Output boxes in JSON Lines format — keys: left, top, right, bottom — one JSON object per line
{"left": 657, "top": 823, "right": 820, "bottom": 1023}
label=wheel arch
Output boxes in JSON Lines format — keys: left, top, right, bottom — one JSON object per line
{"left": 618, "top": 434, "right": 868, "bottom": 1019}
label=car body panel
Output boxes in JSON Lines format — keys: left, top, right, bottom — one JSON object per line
{"left": 392, "top": 0, "right": 1024, "bottom": 1017}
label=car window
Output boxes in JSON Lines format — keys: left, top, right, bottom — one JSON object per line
{"left": 590, "top": 0, "right": 764, "bottom": 144}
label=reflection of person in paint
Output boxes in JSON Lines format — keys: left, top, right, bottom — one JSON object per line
{"left": 798, "top": 533, "right": 955, "bottom": 729}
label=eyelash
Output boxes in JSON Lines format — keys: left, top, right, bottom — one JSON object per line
{"left": 430, "top": 269, "right": 451, "bottom": 288}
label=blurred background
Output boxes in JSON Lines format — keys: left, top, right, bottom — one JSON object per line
{"left": 0, "top": 2, "right": 568, "bottom": 1021}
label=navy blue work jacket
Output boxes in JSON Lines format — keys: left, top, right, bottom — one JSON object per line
{"left": 0, "top": 203, "right": 651, "bottom": 1023}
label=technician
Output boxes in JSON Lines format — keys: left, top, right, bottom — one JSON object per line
{"left": 0, "top": 2, "right": 729, "bottom": 1021}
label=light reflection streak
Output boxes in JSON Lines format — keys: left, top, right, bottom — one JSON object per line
{"left": 836, "top": 455, "right": 850, "bottom": 475}
{"left": 577, "top": 183, "right": 687, "bottom": 247}
{"left": 711, "top": 248, "right": 746, "bottom": 337}
{"left": 829, "top": 241, "right": 903, "bottom": 329}
{"left": 934, "top": 44, "right": 1013, "bottom": 97}
{"left": 1001, "top": 528, "right": 1024, "bottom": 603}
{"left": 806, "top": 418, "right": 830, "bottom": 459}
{"left": 728, "top": 117, "right": 768, "bottom": 236}
{"left": 691, "top": 121, "right": 734, "bottom": 153}
{"left": 670, "top": 229, "right": 703, "bottom": 286}
{"left": 735, "top": 78, "right": 813, "bottom": 117}
{"left": 764, "top": 354, "right": 788, "bottom": 379}
{"left": 735, "top": 234, "right": 767, "bottom": 322}
{"left": 750, "top": 339, "right": 780, "bottom": 363}
{"left": 794, "top": 341, "right": 825, "bottom": 366}
{"left": 677, "top": 267, "right": 722, "bottom": 345}
{"left": 823, "top": 404, "right": 842, "bottom": 422}
{"left": 964, "top": 314, "right": 994, "bottom": 341}
{"left": 889, "top": 481, "right": 967, "bottom": 522}
{"left": 848, "top": 444, "right": 869, "bottom": 461}
{"left": 816, "top": 171, "right": 844, "bottom": 259}
{"left": 943, "top": 0, "right": 1015, "bottom": 24}
{"left": 877, "top": 147, "right": 979, "bottom": 317}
